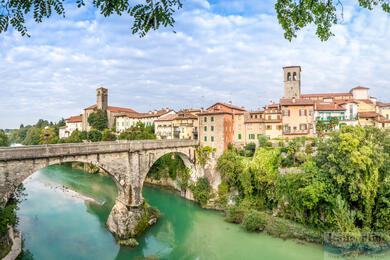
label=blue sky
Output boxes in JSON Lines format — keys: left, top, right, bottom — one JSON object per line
{"left": 1, "top": 0, "right": 390, "bottom": 129}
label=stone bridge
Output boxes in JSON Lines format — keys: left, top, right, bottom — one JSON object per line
{"left": 0, "top": 139, "right": 200, "bottom": 239}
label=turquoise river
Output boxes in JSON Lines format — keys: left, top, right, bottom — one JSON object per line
{"left": 14, "top": 165, "right": 383, "bottom": 260}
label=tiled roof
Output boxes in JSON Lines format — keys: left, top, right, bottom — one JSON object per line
{"left": 115, "top": 109, "right": 173, "bottom": 119}
{"left": 197, "top": 111, "right": 232, "bottom": 116}
{"left": 350, "top": 86, "right": 369, "bottom": 91}
{"left": 155, "top": 114, "right": 178, "bottom": 122}
{"left": 358, "top": 112, "right": 378, "bottom": 118}
{"left": 84, "top": 104, "right": 137, "bottom": 113}
{"left": 207, "top": 102, "right": 246, "bottom": 112}
{"left": 301, "top": 93, "right": 353, "bottom": 98}
{"left": 280, "top": 98, "right": 314, "bottom": 106}
{"left": 60, "top": 126, "right": 68, "bottom": 129}
{"left": 65, "top": 115, "right": 82, "bottom": 123}
{"left": 315, "top": 102, "right": 346, "bottom": 111}
{"left": 377, "top": 102, "right": 390, "bottom": 107}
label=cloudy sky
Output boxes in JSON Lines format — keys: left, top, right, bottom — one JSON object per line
{"left": 1, "top": 0, "right": 389, "bottom": 129}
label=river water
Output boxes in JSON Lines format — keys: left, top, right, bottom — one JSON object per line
{"left": 15, "top": 165, "right": 336, "bottom": 260}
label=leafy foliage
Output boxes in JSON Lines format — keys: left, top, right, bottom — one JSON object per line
{"left": 88, "top": 110, "right": 108, "bottom": 131}
{"left": 0, "top": 130, "right": 10, "bottom": 147}
{"left": 87, "top": 129, "right": 102, "bottom": 142}
{"left": 119, "top": 122, "right": 156, "bottom": 140}
{"left": 190, "top": 177, "right": 211, "bottom": 206}
{"left": 0, "top": 0, "right": 183, "bottom": 37}
{"left": 242, "top": 210, "right": 266, "bottom": 232}
{"left": 275, "top": 0, "right": 390, "bottom": 41}
{"left": 102, "top": 129, "right": 117, "bottom": 141}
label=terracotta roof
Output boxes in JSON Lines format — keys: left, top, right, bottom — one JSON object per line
{"left": 207, "top": 102, "right": 246, "bottom": 112}
{"left": 350, "top": 86, "right": 369, "bottom": 92}
{"left": 265, "top": 103, "right": 280, "bottom": 109}
{"left": 65, "top": 115, "right": 82, "bottom": 123}
{"left": 115, "top": 109, "right": 173, "bottom": 119}
{"left": 60, "top": 126, "right": 68, "bottom": 129}
{"left": 315, "top": 102, "right": 346, "bottom": 111}
{"left": 359, "top": 112, "right": 378, "bottom": 118}
{"left": 377, "top": 102, "right": 390, "bottom": 107}
{"left": 280, "top": 98, "right": 314, "bottom": 106}
{"left": 198, "top": 111, "right": 232, "bottom": 116}
{"left": 301, "top": 93, "right": 353, "bottom": 98}
{"left": 377, "top": 115, "right": 390, "bottom": 123}
{"left": 155, "top": 114, "right": 178, "bottom": 122}
{"left": 84, "top": 104, "right": 137, "bottom": 113}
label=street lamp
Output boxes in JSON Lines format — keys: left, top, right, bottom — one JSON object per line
{"left": 44, "top": 126, "right": 50, "bottom": 147}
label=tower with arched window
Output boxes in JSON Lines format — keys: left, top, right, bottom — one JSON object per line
{"left": 283, "top": 66, "right": 301, "bottom": 99}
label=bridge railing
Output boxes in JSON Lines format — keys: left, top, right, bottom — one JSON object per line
{"left": 0, "top": 139, "right": 199, "bottom": 161}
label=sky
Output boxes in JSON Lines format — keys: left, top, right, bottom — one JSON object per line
{"left": 0, "top": 0, "right": 390, "bottom": 129}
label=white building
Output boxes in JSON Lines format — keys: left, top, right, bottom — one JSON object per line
{"left": 115, "top": 109, "right": 175, "bottom": 133}
{"left": 59, "top": 115, "right": 83, "bottom": 139}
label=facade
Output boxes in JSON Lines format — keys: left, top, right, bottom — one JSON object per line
{"left": 82, "top": 87, "right": 137, "bottom": 131}
{"left": 198, "top": 103, "right": 246, "bottom": 157}
{"left": 115, "top": 109, "right": 175, "bottom": 133}
{"left": 154, "top": 112, "right": 199, "bottom": 140}
{"left": 59, "top": 115, "right": 83, "bottom": 139}
{"left": 283, "top": 66, "right": 301, "bottom": 99}
{"left": 280, "top": 98, "right": 315, "bottom": 137}
{"left": 313, "top": 102, "right": 346, "bottom": 133}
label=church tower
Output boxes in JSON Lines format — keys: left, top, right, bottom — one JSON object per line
{"left": 283, "top": 66, "right": 301, "bottom": 99}
{"left": 96, "top": 87, "right": 108, "bottom": 111}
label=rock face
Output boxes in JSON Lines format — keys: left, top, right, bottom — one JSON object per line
{"left": 106, "top": 202, "right": 159, "bottom": 241}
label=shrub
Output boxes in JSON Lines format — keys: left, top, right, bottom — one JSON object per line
{"left": 102, "top": 129, "right": 117, "bottom": 141}
{"left": 87, "top": 130, "right": 102, "bottom": 142}
{"left": 190, "top": 177, "right": 211, "bottom": 206}
{"left": 225, "top": 206, "right": 245, "bottom": 224}
{"left": 242, "top": 210, "right": 266, "bottom": 232}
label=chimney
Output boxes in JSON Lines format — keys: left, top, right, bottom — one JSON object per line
{"left": 228, "top": 101, "right": 232, "bottom": 105}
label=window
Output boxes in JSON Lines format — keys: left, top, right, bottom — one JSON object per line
{"left": 211, "top": 117, "right": 214, "bottom": 122}
{"left": 238, "top": 125, "right": 241, "bottom": 130}
{"left": 211, "top": 126, "right": 214, "bottom": 131}
{"left": 300, "top": 124, "right": 307, "bottom": 130}
{"left": 204, "top": 136, "right": 207, "bottom": 141}
{"left": 300, "top": 109, "right": 307, "bottom": 116}
{"left": 204, "top": 117, "right": 207, "bottom": 122}
{"left": 211, "top": 136, "right": 214, "bottom": 142}
{"left": 293, "top": 72, "right": 297, "bottom": 81}
{"left": 257, "top": 134, "right": 260, "bottom": 139}
{"left": 268, "top": 116, "right": 271, "bottom": 120}
{"left": 238, "top": 134, "right": 242, "bottom": 140}
{"left": 267, "top": 125, "right": 272, "bottom": 130}
{"left": 287, "top": 72, "right": 291, "bottom": 81}
{"left": 204, "top": 126, "right": 207, "bottom": 131}
{"left": 247, "top": 125, "right": 252, "bottom": 130}
{"left": 284, "top": 110, "right": 290, "bottom": 116}
{"left": 259, "top": 124, "right": 262, "bottom": 130}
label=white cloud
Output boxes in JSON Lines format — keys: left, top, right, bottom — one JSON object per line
{"left": 0, "top": 2, "right": 390, "bottom": 128}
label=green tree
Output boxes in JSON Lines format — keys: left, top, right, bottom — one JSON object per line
{"left": 328, "top": 117, "right": 340, "bottom": 131}
{"left": 0, "top": 130, "right": 10, "bottom": 147}
{"left": 87, "top": 130, "right": 102, "bottom": 142}
{"left": 244, "top": 142, "right": 256, "bottom": 157}
{"left": 66, "top": 129, "right": 83, "bottom": 143}
{"left": 39, "top": 127, "right": 58, "bottom": 144}
{"left": 22, "top": 127, "right": 41, "bottom": 145}
{"left": 102, "top": 129, "right": 117, "bottom": 141}
{"left": 88, "top": 110, "right": 108, "bottom": 131}
{"left": 258, "top": 134, "right": 272, "bottom": 148}
{"left": 190, "top": 177, "right": 211, "bottom": 206}
{"left": 0, "top": 0, "right": 183, "bottom": 37}
{"left": 315, "top": 120, "right": 326, "bottom": 136}
{"left": 287, "top": 138, "right": 300, "bottom": 165}
{"left": 123, "top": 122, "right": 156, "bottom": 140}
{"left": 275, "top": 0, "right": 390, "bottom": 41}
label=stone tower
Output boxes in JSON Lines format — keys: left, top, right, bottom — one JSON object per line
{"left": 283, "top": 66, "right": 301, "bottom": 99}
{"left": 97, "top": 87, "right": 108, "bottom": 111}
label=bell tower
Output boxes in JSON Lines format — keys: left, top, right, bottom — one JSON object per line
{"left": 283, "top": 66, "right": 301, "bottom": 99}
{"left": 96, "top": 87, "right": 108, "bottom": 111}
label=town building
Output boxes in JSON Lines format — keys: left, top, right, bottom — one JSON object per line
{"left": 280, "top": 98, "right": 315, "bottom": 137}
{"left": 59, "top": 115, "right": 83, "bottom": 139}
{"left": 115, "top": 109, "right": 175, "bottom": 133}
{"left": 154, "top": 111, "right": 199, "bottom": 140}
{"left": 198, "top": 102, "right": 246, "bottom": 157}
{"left": 82, "top": 87, "right": 138, "bottom": 131}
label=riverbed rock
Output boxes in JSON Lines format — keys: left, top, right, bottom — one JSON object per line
{"left": 118, "top": 238, "right": 139, "bottom": 247}
{"left": 106, "top": 202, "right": 160, "bottom": 243}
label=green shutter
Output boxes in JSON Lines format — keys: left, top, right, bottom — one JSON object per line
{"left": 211, "top": 126, "right": 214, "bottom": 131}
{"left": 204, "top": 126, "right": 207, "bottom": 131}
{"left": 238, "top": 134, "right": 241, "bottom": 140}
{"left": 211, "top": 117, "right": 214, "bottom": 122}
{"left": 204, "top": 136, "right": 207, "bottom": 141}
{"left": 204, "top": 117, "right": 207, "bottom": 122}
{"left": 211, "top": 136, "right": 214, "bottom": 142}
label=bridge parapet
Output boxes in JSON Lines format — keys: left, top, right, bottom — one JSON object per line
{"left": 0, "top": 139, "right": 199, "bottom": 161}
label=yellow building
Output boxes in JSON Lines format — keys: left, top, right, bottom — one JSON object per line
{"left": 172, "top": 113, "right": 198, "bottom": 140}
